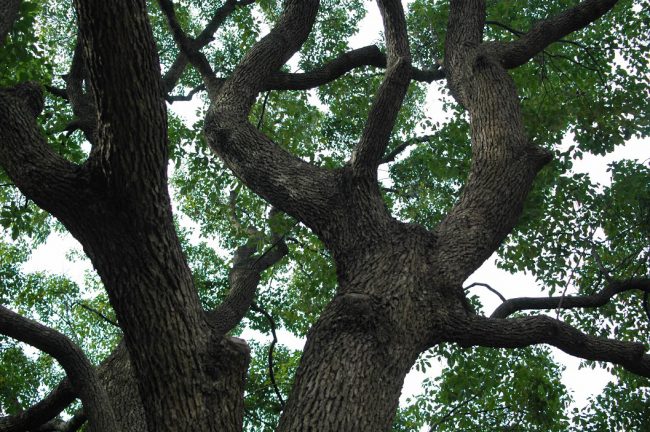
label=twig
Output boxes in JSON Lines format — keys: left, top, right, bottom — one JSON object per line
{"left": 256, "top": 91, "right": 271, "bottom": 129}
{"left": 464, "top": 282, "right": 507, "bottom": 303}
{"left": 74, "top": 302, "right": 119, "bottom": 328}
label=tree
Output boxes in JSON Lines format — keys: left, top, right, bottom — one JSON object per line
{"left": 0, "top": 0, "right": 648, "bottom": 431}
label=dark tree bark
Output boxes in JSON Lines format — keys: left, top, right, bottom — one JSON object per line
{"left": 1, "top": 0, "right": 646, "bottom": 431}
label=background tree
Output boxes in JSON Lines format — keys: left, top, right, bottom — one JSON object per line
{"left": 0, "top": 0, "right": 648, "bottom": 431}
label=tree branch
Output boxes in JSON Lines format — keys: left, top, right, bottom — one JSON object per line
{"left": 264, "top": 45, "right": 443, "bottom": 91}
{"left": 205, "top": 0, "right": 340, "bottom": 232}
{"left": 156, "top": 0, "right": 222, "bottom": 97}
{"left": 449, "top": 313, "right": 650, "bottom": 377}
{"left": 0, "top": 306, "right": 118, "bottom": 432}
{"left": 251, "top": 303, "right": 286, "bottom": 409}
{"left": 350, "top": 0, "right": 412, "bottom": 174}
{"left": 160, "top": 0, "right": 255, "bottom": 95}
{"left": 206, "top": 209, "right": 290, "bottom": 336}
{"left": 465, "top": 282, "right": 507, "bottom": 303}
{"left": 0, "top": 380, "right": 76, "bottom": 432}
{"left": 491, "top": 278, "right": 650, "bottom": 319}
{"left": 380, "top": 134, "right": 435, "bottom": 164}
{"left": 493, "top": 0, "right": 619, "bottom": 69}
{"left": 0, "top": 83, "right": 83, "bottom": 219}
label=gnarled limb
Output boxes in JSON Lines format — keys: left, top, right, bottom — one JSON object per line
{"left": 447, "top": 313, "right": 650, "bottom": 377}
{"left": 207, "top": 208, "right": 289, "bottom": 336}
{"left": 205, "top": 0, "right": 342, "bottom": 233}
{"left": 493, "top": 0, "right": 619, "bottom": 69}
{"left": 491, "top": 278, "right": 650, "bottom": 318}
{"left": 0, "top": 306, "right": 118, "bottom": 432}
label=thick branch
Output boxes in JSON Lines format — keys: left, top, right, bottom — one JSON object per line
{"left": 351, "top": 0, "right": 412, "bottom": 174}
{"left": 0, "top": 83, "right": 82, "bottom": 218}
{"left": 444, "top": 0, "right": 486, "bottom": 105}
{"left": 0, "top": 381, "right": 75, "bottom": 432}
{"left": 449, "top": 314, "right": 650, "bottom": 377}
{"left": 491, "top": 278, "right": 650, "bottom": 318}
{"left": 494, "top": 0, "right": 619, "bottom": 69}
{"left": 0, "top": 306, "right": 118, "bottom": 432}
{"left": 74, "top": 0, "right": 168, "bottom": 194}
{"left": 206, "top": 0, "right": 342, "bottom": 233}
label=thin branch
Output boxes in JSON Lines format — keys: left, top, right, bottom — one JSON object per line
{"left": 380, "top": 134, "right": 436, "bottom": 164}
{"left": 161, "top": 0, "right": 255, "bottom": 94}
{"left": 74, "top": 302, "right": 119, "bottom": 328}
{"left": 491, "top": 278, "right": 650, "bottom": 318}
{"left": 165, "top": 84, "right": 207, "bottom": 103}
{"left": 156, "top": 0, "right": 221, "bottom": 97}
{"left": 430, "top": 394, "right": 480, "bottom": 430}
{"left": 256, "top": 91, "right": 271, "bottom": 129}
{"left": 251, "top": 302, "right": 285, "bottom": 409}
{"left": 464, "top": 282, "right": 507, "bottom": 303}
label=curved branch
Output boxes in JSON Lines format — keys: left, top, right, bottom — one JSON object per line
{"left": 0, "top": 83, "right": 83, "bottom": 218}
{"left": 251, "top": 303, "right": 285, "bottom": 409}
{"left": 205, "top": 0, "right": 341, "bottom": 231}
{"left": 494, "top": 0, "right": 619, "bottom": 69}
{"left": 0, "top": 306, "right": 118, "bottom": 432}
{"left": 0, "top": 380, "right": 76, "bottom": 432}
{"left": 351, "top": 0, "right": 412, "bottom": 174}
{"left": 491, "top": 278, "right": 650, "bottom": 319}
{"left": 465, "top": 282, "right": 506, "bottom": 303}
{"left": 264, "top": 45, "right": 443, "bottom": 91}
{"left": 448, "top": 314, "right": 650, "bottom": 377}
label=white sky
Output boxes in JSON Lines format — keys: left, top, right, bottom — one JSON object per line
{"left": 17, "top": 0, "right": 650, "bottom": 424}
